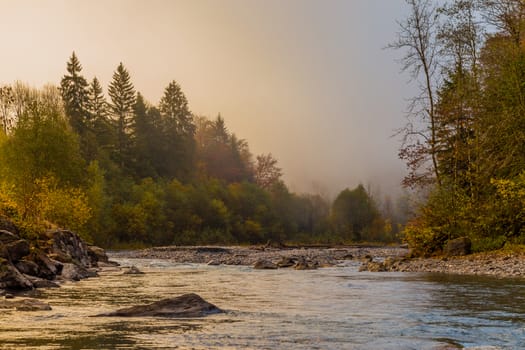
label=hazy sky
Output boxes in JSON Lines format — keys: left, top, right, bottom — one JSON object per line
{"left": 0, "top": 0, "right": 414, "bottom": 198}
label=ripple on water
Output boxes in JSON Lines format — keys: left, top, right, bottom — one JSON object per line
{"left": 0, "top": 259, "right": 523, "bottom": 349}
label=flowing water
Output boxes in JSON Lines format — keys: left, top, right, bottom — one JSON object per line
{"left": 0, "top": 258, "right": 524, "bottom": 349}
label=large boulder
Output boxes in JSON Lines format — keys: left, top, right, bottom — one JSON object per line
{"left": 0, "top": 258, "right": 33, "bottom": 290}
{"left": 0, "top": 230, "right": 19, "bottom": 244}
{"left": 0, "top": 217, "right": 18, "bottom": 236}
{"left": 96, "top": 293, "right": 223, "bottom": 318}
{"left": 15, "top": 259, "right": 40, "bottom": 277}
{"left": 444, "top": 237, "right": 472, "bottom": 256}
{"left": 28, "top": 251, "right": 63, "bottom": 280}
{"left": 60, "top": 263, "right": 98, "bottom": 281}
{"left": 48, "top": 230, "right": 91, "bottom": 268}
{"left": 4, "top": 239, "right": 30, "bottom": 262}
{"left": 87, "top": 245, "right": 109, "bottom": 265}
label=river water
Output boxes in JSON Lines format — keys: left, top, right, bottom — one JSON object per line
{"left": 0, "top": 258, "right": 524, "bottom": 349}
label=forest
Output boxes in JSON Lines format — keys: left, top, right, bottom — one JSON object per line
{"left": 0, "top": 55, "right": 405, "bottom": 248}
{"left": 393, "top": 0, "right": 525, "bottom": 254}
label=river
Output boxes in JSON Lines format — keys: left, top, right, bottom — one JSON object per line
{"left": 0, "top": 258, "right": 523, "bottom": 349}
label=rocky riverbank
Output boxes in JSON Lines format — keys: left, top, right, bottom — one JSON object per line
{"left": 112, "top": 244, "right": 525, "bottom": 278}
{"left": 360, "top": 251, "right": 525, "bottom": 278}
{"left": 0, "top": 216, "right": 112, "bottom": 296}
{"left": 109, "top": 245, "right": 408, "bottom": 269}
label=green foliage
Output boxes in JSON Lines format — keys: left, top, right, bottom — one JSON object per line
{"left": 397, "top": 1, "right": 525, "bottom": 255}
{"left": 331, "top": 185, "right": 384, "bottom": 242}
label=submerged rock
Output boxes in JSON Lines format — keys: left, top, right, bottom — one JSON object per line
{"left": 123, "top": 265, "right": 144, "bottom": 274}
{"left": 96, "top": 293, "right": 223, "bottom": 318}
{"left": 0, "top": 298, "right": 52, "bottom": 311}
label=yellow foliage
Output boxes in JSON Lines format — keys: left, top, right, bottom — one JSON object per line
{"left": 0, "top": 181, "right": 18, "bottom": 218}
{"left": 36, "top": 178, "right": 92, "bottom": 238}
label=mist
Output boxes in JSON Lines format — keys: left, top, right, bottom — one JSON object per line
{"left": 0, "top": 0, "right": 413, "bottom": 198}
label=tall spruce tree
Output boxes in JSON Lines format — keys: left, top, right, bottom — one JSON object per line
{"left": 108, "top": 63, "right": 136, "bottom": 168}
{"left": 60, "top": 52, "right": 92, "bottom": 159}
{"left": 60, "top": 52, "right": 89, "bottom": 132}
{"left": 158, "top": 80, "right": 196, "bottom": 180}
{"left": 87, "top": 77, "right": 115, "bottom": 156}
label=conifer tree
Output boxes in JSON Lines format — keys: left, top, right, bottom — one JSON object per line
{"left": 108, "top": 63, "right": 136, "bottom": 168}
{"left": 158, "top": 80, "right": 196, "bottom": 180}
{"left": 87, "top": 77, "right": 114, "bottom": 155}
{"left": 60, "top": 52, "right": 89, "bottom": 134}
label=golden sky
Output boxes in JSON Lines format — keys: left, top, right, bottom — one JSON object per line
{"left": 0, "top": 0, "right": 412, "bottom": 197}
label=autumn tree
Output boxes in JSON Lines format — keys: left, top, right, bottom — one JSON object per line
{"left": 254, "top": 153, "right": 283, "bottom": 189}
{"left": 389, "top": 0, "right": 442, "bottom": 188}
{"left": 0, "top": 86, "right": 15, "bottom": 134}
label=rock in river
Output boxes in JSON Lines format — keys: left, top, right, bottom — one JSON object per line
{"left": 0, "top": 298, "right": 52, "bottom": 311}
{"left": 96, "top": 293, "right": 223, "bottom": 318}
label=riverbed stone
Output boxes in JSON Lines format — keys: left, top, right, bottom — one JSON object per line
{"left": 0, "top": 298, "right": 52, "bottom": 311}
{"left": 60, "top": 263, "right": 98, "bottom": 281}
{"left": 253, "top": 259, "right": 278, "bottom": 269}
{"left": 276, "top": 256, "right": 296, "bottom": 268}
{"left": 0, "top": 258, "right": 33, "bottom": 290}
{"left": 294, "top": 257, "right": 318, "bottom": 270}
{"left": 444, "top": 237, "right": 472, "bottom": 256}
{"left": 123, "top": 265, "right": 144, "bottom": 274}
{"left": 96, "top": 293, "right": 223, "bottom": 318}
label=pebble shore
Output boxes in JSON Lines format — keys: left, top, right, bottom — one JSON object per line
{"left": 383, "top": 251, "right": 525, "bottom": 278}
{"left": 109, "top": 245, "right": 525, "bottom": 278}
{"left": 109, "top": 245, "right": 405, "bottom": 267}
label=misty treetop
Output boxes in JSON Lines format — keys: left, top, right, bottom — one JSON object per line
{"left": 393, "top": 0, "right": 525, "bottom": 255}
{"left": 0, "top": 53, "right": 402, "bottom": 247}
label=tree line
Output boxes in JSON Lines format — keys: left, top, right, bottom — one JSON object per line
{"left": 392, "top": 0, "right": 525, "bottom": 254}
{"left": 0, "top": 54, "right": 406, "bottom": 247}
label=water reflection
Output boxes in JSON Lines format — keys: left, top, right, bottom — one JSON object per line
{"left": 0, "top": 260, "right": 523, "bottom": 349}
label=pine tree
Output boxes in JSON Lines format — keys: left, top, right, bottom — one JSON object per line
{"left": 108, "top": 63, "right": 136, "bottom": 168}
{"left": 87, "top": 77, "right": 114, "bottom": 155}
{"left": 60, "top": 52, "right": 89, "bottom": 134}
{"left": 158, "top": 80, "right": 196, "bottom": 180}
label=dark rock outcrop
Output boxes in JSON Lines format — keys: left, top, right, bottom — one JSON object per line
{"left": 29, "top": 251, "right": 63, "bottom": 280}
{"left": 0, "top": 217, "right": 19, "bottom": 235}
{"left": 48, "top": 230, "right": 92, "bottom": 267}
{"left": 15, "top": 260, "right": 40, "bottom": 276}
{"left": 60, "top": 263, "right": 98, "bottom": 281}
{"left": 0, "top": 258, "right": 33, "bottom": 290}
{"left": 0, "top": 217, "right": 107, "bottom": 293}
{"left": 5, "top": 239, "right": 30, "bottom": 262}
{"left": 87, "top": 245, "right": 109, "bottom": 265}
{"left": 0, "top": 230, "right": 19, "bottom": 244}
{"left": 96, "top": 293, "right": 223, "bottom": 318}
{"left": 444, "top": 237, "right": 472, "bottom": 256}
